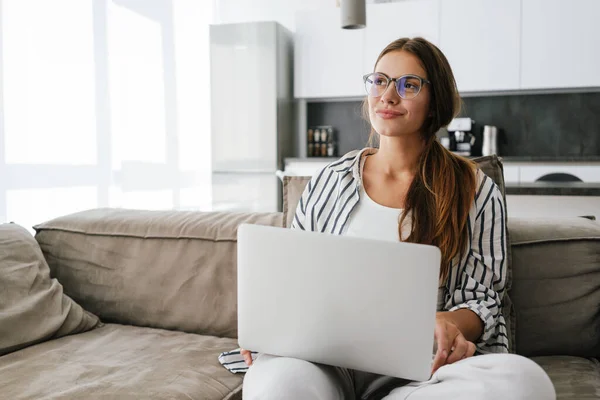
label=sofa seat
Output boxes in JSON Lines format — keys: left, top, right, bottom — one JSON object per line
{"left": 0, "top": 323, "right": 243, "bottom": 400}
{"left": 532, "top": 356, "right": 600, "bottom": 399}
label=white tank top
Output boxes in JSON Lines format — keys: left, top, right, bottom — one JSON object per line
{"left": 344, "top": 156, "right": 411, "bottom": 242}
{"left": 344, "top": 183, "right": 408, "bottom": 241}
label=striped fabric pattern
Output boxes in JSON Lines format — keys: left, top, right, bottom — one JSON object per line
{"left": 218, "top": 349, "right": 258, "bottom": 374}
{"left": 219, "top": 148, "right": 509, "bottom": 374}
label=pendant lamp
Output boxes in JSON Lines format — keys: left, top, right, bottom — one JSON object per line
{"left": 341, "top": 0, "right": 366, "bottom": 29}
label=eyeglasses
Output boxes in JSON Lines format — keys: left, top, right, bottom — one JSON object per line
{"left": 363, "top": 72, "right": 431, "bottom": 99}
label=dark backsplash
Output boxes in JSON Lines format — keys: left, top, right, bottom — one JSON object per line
{"left": 306, "top": 101, "right": 370, "bottom": 156}
{"left": 306, "top": 92, "right": 600, "bottom": 157}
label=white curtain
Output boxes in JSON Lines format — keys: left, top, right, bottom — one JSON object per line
{"left": 0, "top": 0, "right": 213, "bottom": 231}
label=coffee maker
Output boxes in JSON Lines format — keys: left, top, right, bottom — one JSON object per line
{"left": 442, "top": 118, "right": 478, "bottom": 157}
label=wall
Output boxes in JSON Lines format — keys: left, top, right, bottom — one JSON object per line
{"left": 214, "top": 0, "right": 401, "bottom": 30}
{"left": 459, "top": 93, "right": 600, "bottom": 157}
{"left": 307, "top": 101, "right": 370, "bottom": 156}
{"left": 215, "top": 0, "right": 329, "bottom": 31}
{"left": 306, "top": 92, "right": 600, "bottom": 157}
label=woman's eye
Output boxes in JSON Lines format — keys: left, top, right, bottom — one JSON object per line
{"left": 403, "top": 81, "right": 419, "bottom": 92}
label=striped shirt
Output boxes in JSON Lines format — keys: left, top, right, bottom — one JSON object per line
{"left": 219, "top": 147, "right": 509, "bottom": 374}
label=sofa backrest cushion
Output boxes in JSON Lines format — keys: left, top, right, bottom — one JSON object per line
{"left": 34, "top": 208, "right": 283, "bottom": 339}
{"left": 508, "top": 217, "right": 600, "bottom": 357}
{"left": 0, "top": 223, "right": 99, "bottom": 356}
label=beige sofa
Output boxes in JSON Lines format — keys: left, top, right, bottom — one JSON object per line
{"left": 1, "top": 207, "right": 599, "bottom": 399}
{"left": 0, "top": 207, "right": 599, "bottom": 398}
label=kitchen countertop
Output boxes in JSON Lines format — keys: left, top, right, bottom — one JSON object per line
{"left": 285, "top": 157, "right": 600, "bottom": 196}
{"left": 286, "top": 157, "right": 338, "bottom": 162}
{"left": 505, "top": 182, "right": 600, "bottom": 196}
{"left": 286, "top": 156, "right": 600, "bottom": 163}
{"left": 500, "top": 156, "right": 600, "bottom": 162}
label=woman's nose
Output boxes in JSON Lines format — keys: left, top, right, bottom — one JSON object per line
{"left": 380, "top": 82, "right": 400, "bottom": 104}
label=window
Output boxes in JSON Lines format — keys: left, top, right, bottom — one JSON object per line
{"left": 0, "top": 0, "right": 213, "bottom": 229}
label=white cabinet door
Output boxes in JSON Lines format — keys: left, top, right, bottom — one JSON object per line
{"left": 522, "top": 0, "right": 600, "bottom": 89}
{"left": 364, "top": 0, "right": 440, "bottom": 73}
{"left": 294, "top": 8, "right": 365, "bottom": 98}
{"left": 503, "top": 165, "right": 520, "bottom": 183}
{"left": 439, "top": 0, "right": 520, "bottom": 92}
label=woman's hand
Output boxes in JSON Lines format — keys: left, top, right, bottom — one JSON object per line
{"left": 241, "top": 348, "right": 253, "bottom": 366}
{"left": 431, "top": 314, "right": 476, "bottom": 375}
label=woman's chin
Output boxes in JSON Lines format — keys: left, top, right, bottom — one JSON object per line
{"left": 372, "top": 123, "right": 422, "bottom": 139}
{"left": 374, "top": 129, "right": 409, "bottom": 138}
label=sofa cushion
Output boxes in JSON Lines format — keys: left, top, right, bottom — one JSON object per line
{"left": 473, "top": 155, "right": 507, "bottom": 195}
{"left": 283, "top": 175, "right": 311, "bottom": 229}
{"left": 282, "top": 154, "right": 516, "bottom": 352}
{"left": 0, "top": 323, "right": 243, "bottom": 400}
{"left": 0, "top": 223, "right": 99, "bottom": 356}
{"left": 33, "top": 208, "right": 283, "bottom": 339}
{"left": 531, "top": 356, "right": 600, "bottom": 400}
{"left": 509, "top": 217, "right": 600, "bottom": 358}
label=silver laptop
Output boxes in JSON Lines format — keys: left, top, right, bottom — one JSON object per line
{"left": 237, "top": 224, "right": 441, "bottom": 382}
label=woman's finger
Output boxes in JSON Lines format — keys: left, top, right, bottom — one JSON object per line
{"left": 466, "top": 341, "right": 476, "bottom": 357}
{"left": 241, "top": 349, "right": 253, "bottom": 366}
{"left": 431, "top": 321, "right": 450, "bottom": 374}
{"left": 446, "top": 335, "right": 468, "bottom": 364}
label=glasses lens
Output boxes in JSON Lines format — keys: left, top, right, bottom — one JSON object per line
{"left": 364, "top": 73, "right": 388, "bottom": 97}
{"left": 396, "top": 76, "right": 422, "bottom": 99}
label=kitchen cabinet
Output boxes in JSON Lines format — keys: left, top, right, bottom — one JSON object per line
{"left": 364, "top": 0, "right": 439, "bottom": 73}
{"left": 285, "top": 159, "right": 600, "bottom": 184}
{"left": 518, "top": 165, "right": 600, "bottom": 183}
{"left": 439, "top": 0, "right": 520, "bottom": 92}
{"left": 294, "top": 0, "right": 600, "bottom": 99}
{"left": 294, "top": 0, "right": 439, "bottom": 99}
{"left": 294, "top": 8, "right": 365, "bottom": 98}
{"left": 503, "top": 163, "right": 600, "bottom": 183}
{"left": 503, "top": 165, "right": 520, "bottom": 183}
{"left": 521, "top": 0, "right": 600, "bottom": 89}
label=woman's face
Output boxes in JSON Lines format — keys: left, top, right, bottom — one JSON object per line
{"left": 367, "top": 50, "right": 431, "bottom": 139}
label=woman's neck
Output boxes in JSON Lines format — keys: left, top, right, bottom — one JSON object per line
{"left": 367, "top": 134, "right": 426, "bottom": 179}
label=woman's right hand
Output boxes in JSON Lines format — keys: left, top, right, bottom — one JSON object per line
{"left": 241, "top": 348, "right": 253, "bottom": 366}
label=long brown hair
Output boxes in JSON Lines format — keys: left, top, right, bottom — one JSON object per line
{"left": 365, "top": 37, "right": 477, "bottom": 282}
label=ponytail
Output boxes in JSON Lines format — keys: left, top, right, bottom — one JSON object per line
{"left": 400, "top": 138, "right": 477, "bottom": 282}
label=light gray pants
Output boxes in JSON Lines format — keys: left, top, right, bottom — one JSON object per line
{"left": 243, "top": 353, "right": 556, "bottom": 400}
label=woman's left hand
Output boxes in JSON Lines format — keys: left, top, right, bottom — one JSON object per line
{"left": 431, "top": 314, "right": 476, "bottom": 375}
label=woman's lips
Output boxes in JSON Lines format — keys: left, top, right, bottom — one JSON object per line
{"left": 376, "top": 109, "right": 404, "bottom": 119}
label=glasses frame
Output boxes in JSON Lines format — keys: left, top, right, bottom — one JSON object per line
{"left": 362, "top": 72, "right": 431, "bottom": 99}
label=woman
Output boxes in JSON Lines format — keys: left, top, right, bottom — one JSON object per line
{"left": 225, "top": 37, "right": 555, "bottom": 399}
